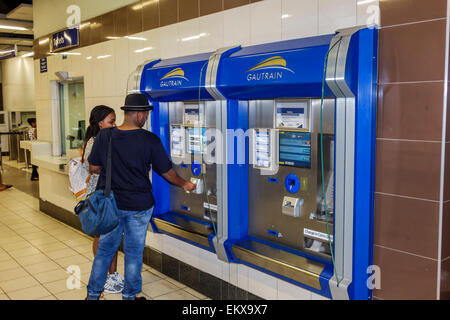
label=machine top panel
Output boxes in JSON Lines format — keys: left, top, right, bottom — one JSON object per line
{"left": 229, "top": 34, "right": 334, "bottom": 58}
{"left": 141, "top": 52, "right": 214, "bottom": 102}
{"left": 217, "top": 34, "right": 339, "bottom": 100}
{"left": 152, "top": 52, "right": 213, "bottom": 68}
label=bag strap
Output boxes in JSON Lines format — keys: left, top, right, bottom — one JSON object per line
{"left": 104, "top": 127, "right": 114, "bottom": 198}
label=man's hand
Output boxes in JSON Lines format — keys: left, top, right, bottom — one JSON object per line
{"left": 162, "top": 168, "right": 196, "bottom": 191}
{"left": 182, "top": 180, "right": 196, "bottom": 192}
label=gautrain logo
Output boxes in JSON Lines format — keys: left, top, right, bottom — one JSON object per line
{"left": 246, "top": 56, "right": 295, "bottom": 82}
{"left": 160, "top": 67, "right": 189, "bottom": 87}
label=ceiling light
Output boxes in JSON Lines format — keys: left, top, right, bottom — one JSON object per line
{"left": 0, "top": 25, "right": 27, "bottom": 31}
{"left": 135, "top": 47, "right": 153, "bottom": 53}
{"left": 132, "top": 0, "right": 159, "bottom": 11}
{"left": 181, "top": 33, "right": 207, "bottom": 42}
{"left": 21, "top": 52, "right": 34, "bottom": 58}
{"left": 357, "top": 0, "right": 377, "bottom": 5}
{"left": 0, "top": 50, "right": 15, "bottom": 55}
{"left": 97, "top": 55, "right": 112, "bottom": 59}
{"left": 282, "top": 14, "right": 291, "bottom": 19}
{"left": 126, "top": 36, "right": 147, "bottom": 41}
{"left": 86, "top": 56, "right": 92, "bottom": 60}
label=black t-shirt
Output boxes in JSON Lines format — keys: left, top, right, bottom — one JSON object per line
{"left": 88, "top": 127, "right": 172, "bottom": 211}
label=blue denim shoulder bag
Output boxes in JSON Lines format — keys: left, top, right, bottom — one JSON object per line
{"left": 74, "top": 128, "right": 119, "bottom": 236}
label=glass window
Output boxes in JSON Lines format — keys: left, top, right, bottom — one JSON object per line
{"left": 59, "top": 82, "right": 85, "bottom": 155}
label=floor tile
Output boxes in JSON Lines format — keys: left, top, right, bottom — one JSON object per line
{"left": 39, "top": 295, "right": 57, "bottom": 300}
{"left": 63, "top": 238, "right": 93, "bottom": 247}
{"left": 166, "top": 277, "right": 187, "bottom": 288}
{"left": 0, "top": 254, "right": 12, "bottom": 263}
{"left": 22, "top": 231, "right": 53, "bottom": 241}
{"left": 103, "top": 293, "right": 124, "bottom": 300}
{"left": 45, "top": 248, "right": 80, "bottom": 260}
{"left": 27, "top": 236, "right": 59, "bottom": 246}
{"left": 34, "top": 269, "right": 71, "bottom": 284}
{"left": 54, "top": 255, "right": 91, "bottom": 269}
{"left": 55, "top": 287, "right": 87, "bottom": 300}
{"left": 23, "top": 261, "right": 62, "bottom": 274}
{"left": 1, "top": 241, "right": 34, "bottom": 252}
{"left": 8, "top": 285, "right": 51, "bottom": 300}
{"left": 34, "top": 241, "right": 69, "bottom": 252}
{"left": 142, "top": 279, "right": 179, "bottom": 298}
{"left": 8, "top": 246, "right": 41, "bottom": 258}
{"left": 0, "top": 275, "right": 40, "bottom": 293}
{"left": 0, "top": 259, "right": 21, "bottom": 272}
{"left": 15, "top": 253, "right": 52, "bottom": 266}
{"left": 0, "top": 267, "right": 29, "bottom": 282}
{"left": 146, "top": 267, "right": 168, "bottom": 279}
{"left": 141, "top": 270, "right": 162, "bottom": 285}
{"left": 184, "top": 287, "right": 208, "bottom": 299}
{"left": 43, "top": 278, "right": 80, "bottom": 295}
{"left": 72, "top": 244, "right": 93, "bottom": 254}
{"left": 154, "top": 289, "right": 199, "bottom": 300}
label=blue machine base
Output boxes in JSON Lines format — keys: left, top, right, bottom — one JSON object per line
{"left": 225, "top": 236, "right": 334, "bottom": 299}
{"left": 150, "top": 211, "right": 217, "bottom": 253}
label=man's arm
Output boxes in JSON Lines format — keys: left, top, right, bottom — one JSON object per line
{"left": 162, "top": 169, "right": 196, "bottom": 192}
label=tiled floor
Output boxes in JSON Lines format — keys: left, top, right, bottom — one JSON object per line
{"left": 0, "top": 186, "right": 208, "bottom": 300}
{"left": 1, "top": 158, "right": 38, "bottom": 198}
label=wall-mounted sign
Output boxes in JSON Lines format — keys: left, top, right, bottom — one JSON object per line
{"left": 0, "top": 45, "right": 17, "bottom": 61}
{"left": 40, "top": 58, "right": 48, "bottom": 73}
{"left": 51, "top": 28, "right": 79, "bottom": 52}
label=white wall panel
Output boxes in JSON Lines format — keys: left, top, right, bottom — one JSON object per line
{"left": 282, "top": 0, "right": 319, "bottom": 40}
{"left": 223, "top": 5, "right": 251, "bottom": 48}
{"left": 250, "top": 0, "right": 282, "bottom": 45}
{"left": 318, "top": 0, "right": 357, "bottom": 35}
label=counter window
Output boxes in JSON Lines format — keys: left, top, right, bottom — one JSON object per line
{"left": 59, "top": 82, "right": 85, "bottom": 155}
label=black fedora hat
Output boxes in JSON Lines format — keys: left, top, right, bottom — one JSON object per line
{"left": 121, "top": 93, "right": 153, "bottom": 111}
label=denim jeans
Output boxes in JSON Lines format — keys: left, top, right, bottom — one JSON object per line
{"left": 87, "top": 207, "right": 154, "bottom": 300}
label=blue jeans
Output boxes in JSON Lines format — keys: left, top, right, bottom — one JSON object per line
{"left": 87, "top": 207, "right": 153, "bottom": 300}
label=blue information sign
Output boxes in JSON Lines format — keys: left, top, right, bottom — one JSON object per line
{"left": 40, "top": 58, "right": 47, "bottom": 73}
{"left": 51, "top": 28, "right": 79, "bottom": 52}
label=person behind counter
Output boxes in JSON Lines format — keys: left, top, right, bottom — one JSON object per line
{"left": 82, "top": 105, "right": 124, "bottom": 295}
{"left": 86, "top": 93, "right": 196, "bottom": 300}
{"left": 27, "top": 118, "right": 39, "bottom": 181}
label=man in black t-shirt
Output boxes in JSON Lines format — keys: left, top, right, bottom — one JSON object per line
{"left": 86, "top": 94, "right": 195, "bottom": 300}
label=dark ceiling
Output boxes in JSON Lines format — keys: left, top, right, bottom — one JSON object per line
{"left": 0, "top": 0, "right": 32, "bottom": 15}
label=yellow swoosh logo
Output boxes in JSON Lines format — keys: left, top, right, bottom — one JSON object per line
{"left": 160, "top": 68, "right": 188, "bottom": 80}
{"left": 247, "top": 56, "right": 288, "bottom": 72}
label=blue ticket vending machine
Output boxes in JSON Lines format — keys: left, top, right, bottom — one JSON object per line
{"left": 132, "top": 53, "right": 225, "bottom": 253}
{"left": 134, "top": 26, "right": 377, "bottom": 300}
{"left": 220, "top": 27, "right": 377, "bottom": 300}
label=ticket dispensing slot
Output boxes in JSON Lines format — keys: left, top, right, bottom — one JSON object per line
{"left": 152, "top": 101, "right": 217, "bottom": 251}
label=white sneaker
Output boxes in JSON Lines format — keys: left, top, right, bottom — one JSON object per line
{"left": 104, "top": 274, "right": 123, "bottom": 294}
{"left": 111, "top": 272, "right": 124, "bottom": 288}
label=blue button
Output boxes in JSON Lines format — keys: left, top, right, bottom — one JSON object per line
{"left": 191, "top": 161, "right": 201, "bottom": 176}
{"left": 285, "top": 174, "right": 300, "bottom": 194}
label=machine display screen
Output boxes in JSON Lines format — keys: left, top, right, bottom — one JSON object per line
{"left": 187, "top": 127, "right": 207, "bottom": 154}
{"left": 279, "top": 131, "right": 311, "bottom": 168}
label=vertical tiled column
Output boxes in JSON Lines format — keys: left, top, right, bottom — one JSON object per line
{"left": 442, "top": 2, "right": 450, "bottom": 300}
{"left": 374, "top": 0, "right": 447, "bottom": 300}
